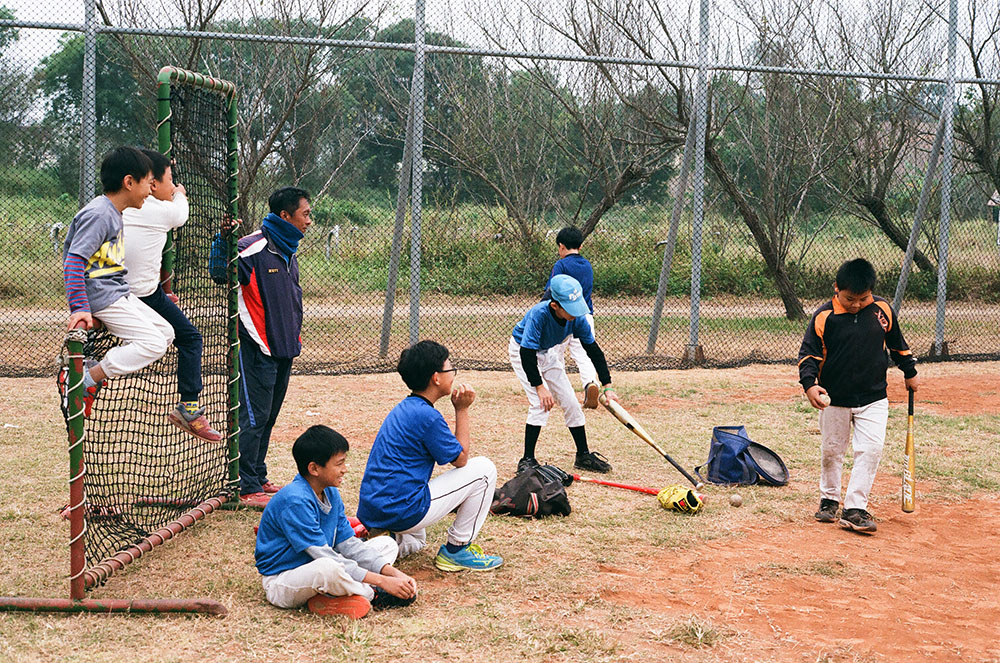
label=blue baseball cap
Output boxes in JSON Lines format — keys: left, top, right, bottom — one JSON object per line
{"left": 549, "top": 274, "right": 590, "bottom": 318}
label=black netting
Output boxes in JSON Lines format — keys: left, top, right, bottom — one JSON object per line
{"left": 72, "top": 78, "right": 235, "bottom": 568}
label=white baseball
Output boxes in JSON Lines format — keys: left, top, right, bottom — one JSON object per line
{"left": 729, "top": 494, "right": 743, "bottom": 507}
{"left": 818, "top": 394, "right": 831, "bottom": 407}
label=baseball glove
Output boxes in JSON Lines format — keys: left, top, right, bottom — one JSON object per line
{"left": 657, "top": 484, "right": 704, "bottom": 514}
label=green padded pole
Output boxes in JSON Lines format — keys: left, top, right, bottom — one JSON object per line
{"left": 156, "top": 68, "right": 176, "bottom": 294}
{"left": 225, "top": 87, "right": 241, "bottom": 493}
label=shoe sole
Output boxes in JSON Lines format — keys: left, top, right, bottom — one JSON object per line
{"left": 307, "top": 594, "right": 371, "bottom": 619}
{"left": 583, "top": 383, "right": 600, "bottom": 409}
{"left": 433, "top": 555, "right": 504, "bottom": 572}
{"left": 838, "top": 518, "right": 877, "bottom": 534}
{"left": 575, "top": 463, "right": 612, "bottom": 474}
{"left": 168, "top": 413, "right": 224, "bottom": 443}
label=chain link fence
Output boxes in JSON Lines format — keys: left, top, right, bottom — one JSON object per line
{"left": 2, "top": 0, "right": 999, "bottom": 377}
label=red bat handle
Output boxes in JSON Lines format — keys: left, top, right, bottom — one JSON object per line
{"left": 572, "top": 474, "right": 660, "bottom": 496}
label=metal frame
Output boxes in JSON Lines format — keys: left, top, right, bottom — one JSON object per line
{"left": 0, "top": 65, "right": 239, "bottom": 617}
{"left": 1, "top": 2, "right": 992, "bottom": 363}
{"left": 156, "top": 65, "right": 242, "bottom": 489}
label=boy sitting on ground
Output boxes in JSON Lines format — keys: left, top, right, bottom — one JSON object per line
{"left": 357, "top": 340, "right": 503, "bottom": 571}
{"left": 255, "top": 425, "right": 417, "bottom": 618}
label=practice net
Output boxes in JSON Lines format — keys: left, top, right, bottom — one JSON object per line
{"left": 59, "top": 68, "right": 239, "bottom": 573}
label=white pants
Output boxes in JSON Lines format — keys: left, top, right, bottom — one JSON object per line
{"left": 261, "top": 535, "right": 399, "bottom": 608}
{"left": 557, "top": 313, "right": 598, "bottom": 388}
{"left": 93, "top": 294, "right": 174, "bottom": 378}
{"left": 395, "top": 456, "right": 497, "bottom": 558}
{"left": 508, "top": 337, "right": 585, "bottom": 428}
{"left": 819, "top": 398, "right": 889, "bottom": 511}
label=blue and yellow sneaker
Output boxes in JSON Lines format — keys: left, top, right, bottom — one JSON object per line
{"left": 434, "top": 543, "right": 503, "bottom": 572}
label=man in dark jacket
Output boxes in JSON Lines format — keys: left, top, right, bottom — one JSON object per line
{"left": 233, "top": 187, "right": 311, "bottom": 507}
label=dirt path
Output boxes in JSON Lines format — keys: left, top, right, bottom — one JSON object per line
{"left": 597, "top": 477, "right": 1000, "bottom": 661}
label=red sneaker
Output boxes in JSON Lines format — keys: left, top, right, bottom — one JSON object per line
{"left": 261, "top": 481, "right": 282, "bottom": 494}
{"left": 168, "top": 405, "right": 223, "bottom": 443}
{"left": 239, "top": 492, "right": 271, "bottom": 508}
{"left": 306, "top": 594, "right": 371, "bottom": 619}
{"left": 57, "top": 362, "right": 104, "bottom": 418}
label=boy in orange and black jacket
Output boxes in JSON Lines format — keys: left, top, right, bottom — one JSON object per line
{"left": 797, "top": 258, "right": 919, "bottom": 534}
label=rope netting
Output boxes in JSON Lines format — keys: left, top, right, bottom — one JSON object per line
{"left": 60, "top": 77, "right": 236, "bottom": 570}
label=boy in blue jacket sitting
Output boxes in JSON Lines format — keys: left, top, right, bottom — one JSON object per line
{"left": 255, "top": 425, "right": 417, "bottom": 618}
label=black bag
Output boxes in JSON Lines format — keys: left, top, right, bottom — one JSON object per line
{"left": 491, "top": 465, "right": 572, "bottom": 518}
{"left": 694, "top": 425, "right": 789, "bottom": 486}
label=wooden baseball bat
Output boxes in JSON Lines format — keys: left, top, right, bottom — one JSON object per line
{"left": 571, "top": 474, "right": 660, "bottom": 496}
{"left": 599, "top": 394, "right": 705, "bottom": 490}
{"left": 902, "top": 388, "right": 915, "bottom": 512}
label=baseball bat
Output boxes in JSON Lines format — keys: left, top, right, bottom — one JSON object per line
{"left": 599, "top": 394, "right": 705, "bottom": 490}
{"left": 571, "top": 474, "right": 660, "bottom": 496}
{"left": 902, "top": 388, "right": 915, "bottom": 512}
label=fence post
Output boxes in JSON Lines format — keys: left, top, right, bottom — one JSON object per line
{"left": 408, "top": 0, "right": 428, "bottom": 346}
{"left": 78, "top": 0, "right": 98, "bottom": 207}
{"left": 893, "top": 113, "right": 945, "bottom": 313}
{"left": 647, "top": 111, "right": 697, "bottom": 355}
{"left": 685, "top": 0, "right": 710, "bottom": 364}
{"left": 932, "top": 0, "right": 958, "bottom": 357}
{"left": 380, "top": 99, "right": 415, "bottom": 358}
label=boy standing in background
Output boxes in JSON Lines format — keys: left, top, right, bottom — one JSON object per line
{"left": 543, "top": 226, "right": 600, "bottom": 409}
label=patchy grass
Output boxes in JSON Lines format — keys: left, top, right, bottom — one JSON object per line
{"left": 0, "top": 361, "right": 998, "bottom": 662}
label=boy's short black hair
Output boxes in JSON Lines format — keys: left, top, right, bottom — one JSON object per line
{"left": 836, "top": 258, "right": 877, "bottom": 294}
{"left": 555, "top": 226, "right": 584, "bottom": 250}
{"left": 398, "top": 340, "right": 450, "bottom": 391}
{"left": 269, "top": 186, "right": 310, "bottom": 217}
{"left": 100, "top": 147, "right": 153, "bottom": 193}
{"left": 139, "top": 148, "right": 172, "bottom": 181}
{"left": 292, "top": 425, "right": 349, "bottom": 476}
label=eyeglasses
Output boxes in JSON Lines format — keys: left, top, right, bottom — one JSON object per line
{"left": 438, "top": 367, "right": 458, "bottom": 374}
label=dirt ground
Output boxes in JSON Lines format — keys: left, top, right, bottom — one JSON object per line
{"left": 600, "top": 481, "right": 1000, "bottom": 662}
{"left": 2, "top": 363, "right": 998, "bottom": 663}
{"left": 410, "top": 368, "right": 1000, "bottom": 663}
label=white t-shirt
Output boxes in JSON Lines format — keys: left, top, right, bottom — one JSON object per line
{"left": 122, "top": 193, "right": 189, "bottom": 297}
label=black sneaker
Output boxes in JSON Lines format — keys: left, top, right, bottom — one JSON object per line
{"left": 574, "top": 451, "right": 612, "bottom": 474}
{"left": 814, "top": 498, "right": 839, "bottom": 523}
{"left": 370, "top": 586, "right": 416, "bottom": 610}
{"left": 517, "top": 456, "right": 540, "bottom": 474}
{"left": 839, "top": 508, "right": 877, "bottom": 534}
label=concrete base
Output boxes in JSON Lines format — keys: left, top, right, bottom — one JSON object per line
{"left": 927, "top": 341, "right": 949, "bottom": 358}
{"left": 684, "top": 344, "right": 705, "bottom": 364}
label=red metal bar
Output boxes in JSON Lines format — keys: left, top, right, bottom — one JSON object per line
{"left": 0, "top": 597, "right": 226, "bottom": 616}
{"left": 84, "top": 495, "right": 228, "bottom": 589}
{"left": 572, "top": 474, "right": 661, "bottom": 496}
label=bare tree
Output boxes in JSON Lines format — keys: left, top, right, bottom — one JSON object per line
{"left": 816, "top": 0, "right": 941, "bottom": 271}
{"left": 953, "top": 0, "right": 1000, "bottom": 195}
{"left": 95, "top": 0, "right": 389, "bottom": 219}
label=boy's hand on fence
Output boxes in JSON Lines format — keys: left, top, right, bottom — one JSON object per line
{"left": 220, "top": 216, "right": 241, "bottom": 236}
{"left": 805, "top": 385, "right": 830, "bottom": 409}
{"left": 67, "top": 311, "right": 93, "bottom": 331}
{"left": 536, "top": 384, "right": 554, "bottom": 411}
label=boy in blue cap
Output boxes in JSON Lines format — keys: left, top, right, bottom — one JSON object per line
{"left": 509, "top": 274, "right": 619, "bottom": 474}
